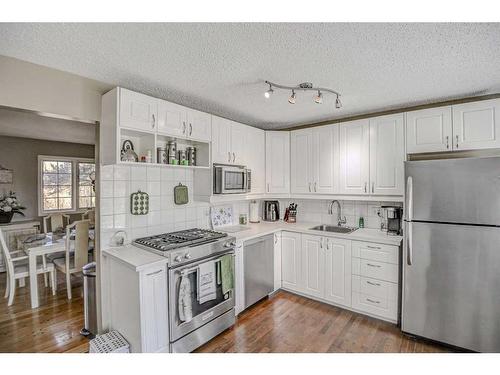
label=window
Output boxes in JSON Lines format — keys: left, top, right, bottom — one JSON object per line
{"left": 38, "top": 156, "right": 95, "bottom": 215}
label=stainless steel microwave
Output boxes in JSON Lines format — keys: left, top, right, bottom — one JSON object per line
{"left": 213, "top": 164, "right": 251, "bottom": 194}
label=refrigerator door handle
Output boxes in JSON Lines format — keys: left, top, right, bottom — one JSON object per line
{"left": 407, "top": 221, "right": 413, "bottom": 266}
{"left": 406, "top": 176, "right": 413, "bottom": 221}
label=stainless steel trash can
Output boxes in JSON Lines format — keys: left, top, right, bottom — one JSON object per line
{"left": 81, "top": 262, "right": 97, "bottom": 337}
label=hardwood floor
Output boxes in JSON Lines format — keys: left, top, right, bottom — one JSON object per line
{"left": 196, "top": 290, "right": 454, "bottom": 353}
{"left": 0, "top": 272, "right": 89, "bottom": 353}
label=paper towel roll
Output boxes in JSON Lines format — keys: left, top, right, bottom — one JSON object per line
{"left": 249, "top": 200, "right": 260, "bottom": 223}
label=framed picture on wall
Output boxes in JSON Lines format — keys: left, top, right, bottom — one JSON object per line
{"left": 0, "top": 165, "right": 13, "bottom": 184}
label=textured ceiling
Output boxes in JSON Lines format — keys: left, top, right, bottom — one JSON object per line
{"left": 0, "top": 23, "right": 499, "bottom": 129}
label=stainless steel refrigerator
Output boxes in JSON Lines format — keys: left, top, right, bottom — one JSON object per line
{"left": 403, "top": 156, "right": 500, "bottom": 352}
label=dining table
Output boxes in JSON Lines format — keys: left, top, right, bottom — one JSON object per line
{"left": 23, "top": 230, "right": 95, "bottom": 309}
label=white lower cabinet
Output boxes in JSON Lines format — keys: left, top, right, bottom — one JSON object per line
{"left": 279, "top": 232, "right": 400, "bottom": 323}
{"left": 324, "top": 237, "right": 352, "bottom": 307}
{"left": 281, "top": 231, "right": 302, "bottom": 292}
{"left": 301, "top": 235, "right": 325, "bottom": 298}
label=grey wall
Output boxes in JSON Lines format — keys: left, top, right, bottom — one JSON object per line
{"left": 0, "top": 135, "right": 95, "bottom": 224}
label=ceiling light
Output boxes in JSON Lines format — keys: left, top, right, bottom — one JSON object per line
{"left": 314, "top": 91, "right": 323, "bottom": 104}
{"left": 264, "top": 83, "right": 274, "bottom": 99}
{"left": 288, "top": 90, "right": 296, "bottom": 104}
{"left": 335, "top": 96, "right": 342, "bottom": 109}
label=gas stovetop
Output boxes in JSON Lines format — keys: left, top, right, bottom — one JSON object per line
{"left": 133, "top": 228, "right": 228, "bottom": 252}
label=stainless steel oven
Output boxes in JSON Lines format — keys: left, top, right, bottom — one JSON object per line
{"left": 213, "top": 164, "right": 251, "bottom": 194}
{"left": 168, "top": 250, "right": 235, "bottom": 353}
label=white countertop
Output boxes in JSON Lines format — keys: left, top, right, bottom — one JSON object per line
{"left": 102, "top": 244, "right": 168, "bottom": 272}
{"left": 221, "top": 221, "right": 403, "bottom": 246}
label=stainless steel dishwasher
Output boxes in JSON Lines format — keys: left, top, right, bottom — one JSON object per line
{"left": 244, "top": 234, "right": 274, "bottom": 309}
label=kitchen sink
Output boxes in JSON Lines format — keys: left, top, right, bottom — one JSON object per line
{"left": 309, "top": 224, "right": 357, "bottom": 234}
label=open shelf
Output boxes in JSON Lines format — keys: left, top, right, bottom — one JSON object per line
{"left": 156, "top": 133, "right": 210, "bottom": 168}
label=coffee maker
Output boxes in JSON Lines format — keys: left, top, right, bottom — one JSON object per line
{"left": 263, "top": 200, "right": 280, "bottom": 222}
{"left": 381, "top": 206, "right": 403, "bottom": 235}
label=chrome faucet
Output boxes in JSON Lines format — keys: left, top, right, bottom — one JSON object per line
{"left": 328, "top": 200, "right": 347, "bottom": 226}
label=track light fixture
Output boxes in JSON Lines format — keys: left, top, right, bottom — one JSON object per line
{"left": 314, "top": 90, "right": 323, "bottom": 104}
{"left": 264, "top": 83, "right": 274, "bottom": 99}
{"left": 264, "top": 80, "right": 342, "bottom": 109}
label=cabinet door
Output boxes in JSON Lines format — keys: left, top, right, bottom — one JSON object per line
{"left": 369, "top": 114, "right": 405, "bottom": 195}
{"left": 339, "top": 119, "right": 370, "bottom": 194}
{"left": 281, "top": 232, "right": 302, "bottom": 292}
{"left": 265, "top": 131, "right": 290, "bottom": 194}
{"left": 406, "top": 107, "right": 452, "bottom": 153}
{"left": 452, "top": 99, "right": 500, "bottom": 151}
{"left": 157, "top": 100, "right": 187, "bottom": 137}
{"left": 230, "top": 121, "right": 248, "bottom": 165}
{"left": 273, "top": 232, "right": 282, "bottom": 292}
{"left": 290, "top": 129, "right": 313, "bottom": 193}
{"left": 312, "top": 124, "right": 338, "bottom": 194}
{"left": 140, "top": 267, "right": 169, "bottom": 352}
{"left": 186, "top": 109, "right": 211, "bottom": 142}
{"left": 119, "top": 88, "right": 158, "bottom": 132}
{"left": 301, "top": 234, "right": 325, "bottom": 298}
{"left": 324, "top": 238, "right": 351, "bottom": 307}
{"left": 246, "top": 127, "right": 266, "bottom": 194}
{"left": 211, "top": 116, "right": 232, "bottom": 164}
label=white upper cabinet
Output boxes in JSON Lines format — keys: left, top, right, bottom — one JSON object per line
{"left": 230, "top": 121, "right": 248, "bottom": 165}
{"left": 119, "top": 88, "right": 158, "bottom": 132}
{"left": 246, "top": 127, "right": 266, "bottom": 194}
{"left": 301, "top": 234, "right": 325, "bottom": 298}
{"left": 369, "top": 114, "right": 405, "bottom": 195}
{"left": 186, "top": 109, "right": 211, "bottom": 142}
{"left": 290, "top": 129, "right": 313, "bottom": 193}
{"left": 281, "top": 231, "right": 302, "bottom": 293}
{"left": 339, "top": 119, "right": 370, "bottom": 195}
{"left": 324, "top": 237, "right": 351, "bottom": 307}
{"left": 313, "top": 125, "right": 338, "bottom": 194}
{"left": 452, "top": 99, "right": 500, "bottom": 151}
{"left": 406, "top": 107, "right": 453, "bottom": 153}
{"left": 290, "top": 125, "right": 338, "bottom": 194}
{"left": 265, "top": 131, "right": 290, "bottom": 194}
{"left": 157, "top": 100, "right": 187, "bottom": 138}
{"left": 212, "top": 116, "right": 232, "bottom": 164}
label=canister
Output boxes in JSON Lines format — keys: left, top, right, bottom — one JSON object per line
{"left": 167, "top": 141, "right": 177, "bottom": 164}
{"left": 186, "top": 146, "right": 196, "bottom": 166}
{"left": 157, "top": 147, "right": 168, "bottom": 164}
{"left": 178, "top": 150, "right": 187, "bottom": 165}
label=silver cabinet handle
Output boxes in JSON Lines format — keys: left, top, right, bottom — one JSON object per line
{"left": 326, "top": 239, "right": 329, "bottom": 250}
{"left": 146, "top": 269, "right": 162, "bottom": 276}
{"left": 366, "top": 280, "right": 381, "bottom": 287}
{"left": 320, "top": 238, "right": 323, "bottom": 249}
{"left": 367, "top": 298, "right": 380, "bottom": 304}
{"left": 367, "top": 263, "right": 381, "bottom": 268}
{"left": 232, "top": 152, "right": 235, "bottom": 163}
{"left": 151, "top": 114, "right": 156, "bottom": 129}
{"left": 456, "top": 134, "right": 459, "bottom": 149}
{"left": 314, "top": 182, "right": 317, "bottom": 192}
{"left": 183, "top": 121, "right": 186, "bottom": 134}
{"left": 366, "top": 245, "right": 381, "bottom": 250}
{"left": 364, "top": 182, "right": 367, "bottom": 193}
{"left": 274, "top": 234, "right": 277, "bottom": 244}
{"left": 371, "top": 182, "right": 375, "bottom": 194}
{"left": 445, "top": 135, "right": 449, "bottom": 149}
{"left": 308, "top": 182, "right": 311, "bottom": 192}
{"left": 228, "top": 152, "right": 231, "bottom": 163}
{"left": 189, "top": 123, "right": 193, "bottom": 136}
{"left": 267, "top": 183, "right": 270, "bottom": 193}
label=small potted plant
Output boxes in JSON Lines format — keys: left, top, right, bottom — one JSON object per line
{"left": 0, "top": 191, "right": 26, "bottom": 224}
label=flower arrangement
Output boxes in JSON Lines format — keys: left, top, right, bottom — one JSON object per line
{"left": 0, "top": 191, "right": 25, "bottom": 223}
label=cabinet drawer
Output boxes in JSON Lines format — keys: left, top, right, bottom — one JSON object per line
{"left": 352, "top": 275, "right": 397, "bottom": 301}
{"left": 352, "top": 241, "right": 399, "bottom": 265}
{"left": 352, "top": 292, "right": 398, "bottom": 321}
{"left": 352, "top": 258, "right": 398, "bottom": 283}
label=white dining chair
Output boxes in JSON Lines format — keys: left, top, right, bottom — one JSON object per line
{"left": 81, "top": 210, "right": 95, "bottom": 226}
{"left": 41, "top": 213, "right": 70, "bottom": 286}
{"left": 52, "top": 220, "right": 90, "bottom": 300}
{"left": 0, "top": 228, "right": 56, "bottom": 306}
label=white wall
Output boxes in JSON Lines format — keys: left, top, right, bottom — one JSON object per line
{"left": 0, "top": 55, "right": 111, "bottom": 123}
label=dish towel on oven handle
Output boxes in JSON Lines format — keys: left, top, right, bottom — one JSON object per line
{"left": 197, "top": 260, "right": 217, "bottom": 304}
{"left": 178, "top": 273, "right": 193, "bottom": 323}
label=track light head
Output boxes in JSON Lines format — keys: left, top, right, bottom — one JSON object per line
{"left": 335, "top": 96, "right": 342, "bottom": 109}
{"left": 264, "top": 84, "right": 274, "bottom": 99}
{"left": 314, "top": 91, "right": 323, "bottom": 104}
{"left": 288, "top": 90, "right": 296, "bottom": 104}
